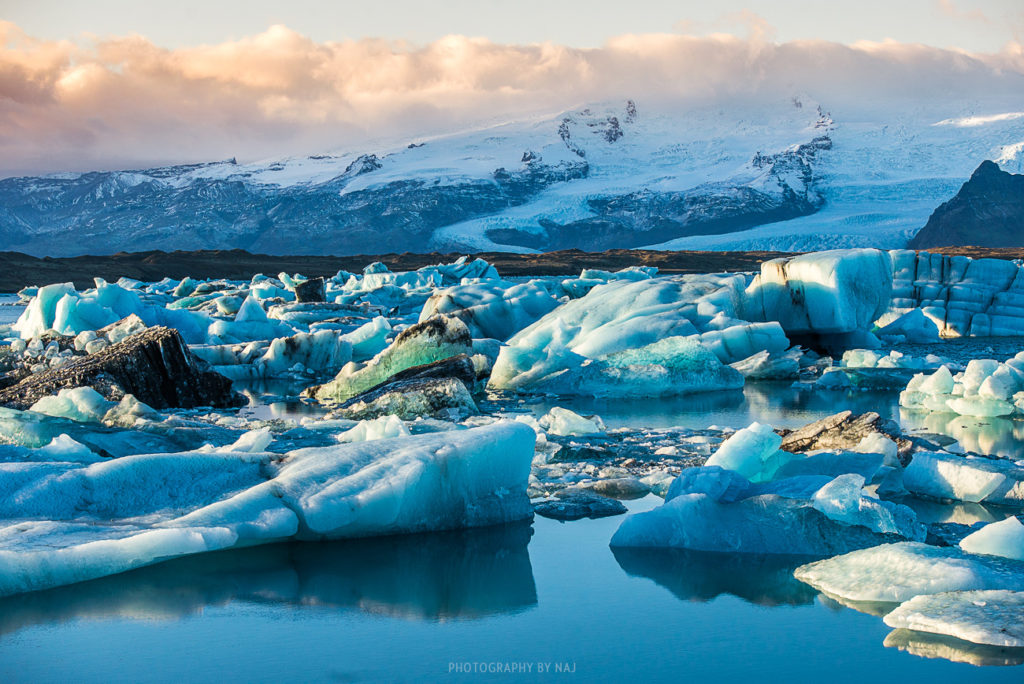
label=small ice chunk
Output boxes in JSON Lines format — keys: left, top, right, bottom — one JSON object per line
{"left": 704, "top": 422, "right": 792, "bottom": 483}
{"left": 539, "top": 407, "right": 605, "bottom": 436}
{"left": 883, "top": 590, "right": 1024, "bottom": 648}
{"left": 30, "top": 388, "right": 115, "bottom": 424}
{"left": 335, "top": 415, "right": 410, "bottom": 443}
{"left": 852, "top": 432, "right": 900, "bottom": 467}
{"left": 960, "top": 516, "right": 1024, "bottom": 561}
{"left": 220, "top": 428, "right": 274, "bottom": 453}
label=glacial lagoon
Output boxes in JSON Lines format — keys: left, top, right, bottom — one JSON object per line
{"left": 0, "top": 492, "right": 1022, "bottom": 683}
{"left": 0, "top": 379, "right": 1022, "bottom": 683}
{"left": 2, "top": 250, "right": 1024, "bottom": 680}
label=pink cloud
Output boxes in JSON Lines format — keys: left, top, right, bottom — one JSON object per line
{"left": 1, "top": 21, "right": 1022, "bottom": 176}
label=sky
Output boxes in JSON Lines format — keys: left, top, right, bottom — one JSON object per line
{"left": 1, "top": 0, "right": 1023, "bottom": 177}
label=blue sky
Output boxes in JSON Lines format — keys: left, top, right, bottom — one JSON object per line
{"left": 3, "top": 0, "right": 1021, "bottom": 52}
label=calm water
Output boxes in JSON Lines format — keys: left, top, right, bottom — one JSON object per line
{"left": 0, "top": 496, "right": 1020, "bottom": 683}
{"left": 517, "top": 381, "right": 903, "bottom": 430}
{"left": 3, "top": 337, "right": 1023, "bottom": 680}
{"left": 0, "top": 296, "right": 25, "bottom": 325}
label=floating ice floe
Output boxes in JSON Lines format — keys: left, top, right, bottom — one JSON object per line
{"left": 539, "top": 407, "right": 606, "bottom": 437}
{"left": 0, "top": 421, "right": 535, "bottom": 597}
{"left": 793, "top": 541, "right": 1024, "bottom": 604}
{"left": 900, "top": 354, "right": 1024, "bottom": 417}
{"left": 558, "top": 266, "right": 658, "bottom": 299}
{"left": 902, "top": 451, "right": 1024, "bottom": 507}
{"left": 14, "top": 280, "right": 213, "bottom": 344}
{"left": 959, "top": 516, "right": 1024, "bottom": 560}
{"left": 312, "top": 316, "right": 473, "bottom": 403}
{"left": 882, "top": 590, "right": 1024, "bottom": 648}
{"left": 842, "top": 349, "right": 949, "bottom": 371}
{"left": 419, "top": 280, "right": 558, "bottom": 340}
{"left": 611, "top": 423, "right": 924, "bottom": 555}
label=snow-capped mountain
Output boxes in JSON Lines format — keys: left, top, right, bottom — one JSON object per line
{"left": 1, "top": 97, "right": 1022, "bottom": 256}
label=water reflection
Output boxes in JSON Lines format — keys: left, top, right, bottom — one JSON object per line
{"left": 901, "top": 409, "right": 1024, "bottom": 461}
{"left": 521, "top": 382, "right": 903, "bottom": 430}
{"left": 0, "top": 522, "right": 537, "bottom": 637}
{"left": 612, "top": 547, "right": 818, "bottom": 607}
{"left": 884, "top": 629, "right": 1024, "bottom": 667}
{"left": 899, "top": 498, "right": 1004, "bottom": 526}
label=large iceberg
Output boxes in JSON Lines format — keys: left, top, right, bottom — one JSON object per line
{"left": 0, "top": 421, "right": 536, "bottom": 596}
{"left": 418, "top": 280, "right": 558, "bottom": 341}
{"left": 488, "top": 275, "right": 784, "bottom": 396}
{"left": 611, "top": 462, "right": 923, "bottom": 555}
{"left": 742, "top": 248, "right": 893, "bottom": 335}
{"left": 312, "top": 316, "right": 473, "bottom": 403}
{"left": 888, "top": 249, "right": 1024, "bottom": 338}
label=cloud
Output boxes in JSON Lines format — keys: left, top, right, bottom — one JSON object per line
{"left": 938, "top": 0, "right": 991, "bottom": 24}
{"left": 1, "top": 21, "right": 1023, "bottom": 176}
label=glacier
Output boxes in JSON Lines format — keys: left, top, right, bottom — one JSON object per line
{"left": 3, "top": 93, "right": 1024, "bottom": 255}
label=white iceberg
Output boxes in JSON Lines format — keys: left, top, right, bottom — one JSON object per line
{"left": 794, "top": 542, "right": 1024, "bottom": 603}
{"left": 883, "top": 590, "right": 1024, "bottom": 648}
{"left": 538, "top": 407, "right": 605, "bottom": 437}
{"left": 419, "top": 280, "right": 558, "bottom": 341}
{"left": 488, "top": 274, "right": 786, "bottom": 395}
{"left": 902, "top": 451, "right": 1024, "bottom": 506}
{"left": 960, "top": 516, "right": 1024, "bottom": 561}
{"left": 743, "top": 248, "right": 893, "bottom": 334}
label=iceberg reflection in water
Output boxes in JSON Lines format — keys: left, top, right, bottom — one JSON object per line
{"left": 884, "top": 629, "right": 1024, "bottom": 668}
{"left": 901, "top": 409, "right": 1024, "bottom": 461}
{"left": 522, "top": 381, "right": 901, "bottom": 430}
{"left": 612, "top": 547, "right": 818, "bottom": 607}
{"left": 0, "top": 521, "right": 537, "bottom": 635}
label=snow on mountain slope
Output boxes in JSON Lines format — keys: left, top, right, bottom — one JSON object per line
{"left": 0, "top": 95, "right": 1022, "bottom": 256}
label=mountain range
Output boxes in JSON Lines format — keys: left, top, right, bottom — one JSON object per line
{"left": 1, "top": 98, "right": 1022, "bottom": 256}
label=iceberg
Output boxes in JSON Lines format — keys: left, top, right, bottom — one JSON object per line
{"left": 794, "top": 542, "right": 1024, "bottom": 603}
{"left": 539, "top": 407, "right": 605, "bottom": 437}
{"left": 888, "top": 250, "right": 1024, "bottom": 338}
{"left": 419, "top": 280, "right": 558, "bottom": 341}
{"left": 883, "top": 590, "right": 1024, "bottom": 648}
{"left": 902, "top": 451, "right": 1024, "bottom": 507}
{"left": 900, "top": 354, "right": 1024, "bottom": 418}
{"left": 743, "top": 249, "right": 893, "bottom": 335}
{"left": 312, "top": 316, "right": 473, "bottom": 403}
{"left": 488, "top": 274, "right": 786, "bottom": 395}
{"left": 703, "top": 422, "right": 793, "bottom": 483}
{"left": 611, "top": 464, "right": 923, "bottom": 555}
{"left": 960, "top": 516, "right": 1024, "bottom": 561}
{"left": 873, "top": 308, "right": 940, "bottom": 343}
{"left": 14, "top": 280, "right": 213, "bottom": 345}
{"left": 609, "top": 490, "right": 918, "bottom": 556}
{"left": 0, "top": 421, "right": 536, "bottom": 597}
{"left": 335, "top": 415, "right": 410, "bottom": 443}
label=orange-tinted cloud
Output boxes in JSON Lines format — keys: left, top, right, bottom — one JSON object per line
{"left": 1, "top": 21, "right": 1022, "bottom": 176}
